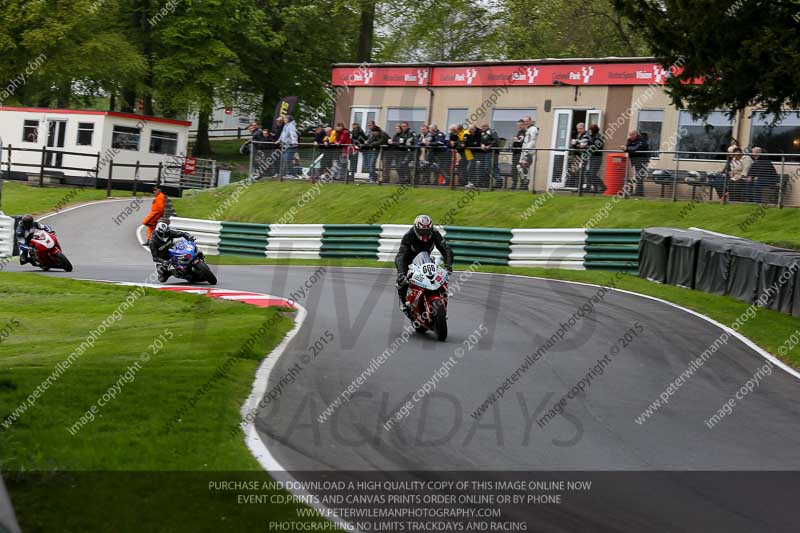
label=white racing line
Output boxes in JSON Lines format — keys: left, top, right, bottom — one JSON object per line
{"left": 38, "top": 197, "right": 140, "bottom": 222}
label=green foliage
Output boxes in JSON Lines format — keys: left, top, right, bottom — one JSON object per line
{"left": 374, "top": 0, "right": 505, "bottom": 62}
{"left": 612, "top": 0, "right": 800, "bottom": 119}
{"left": 0, "top": 0, "right": 146, "bottom": 106}
{"left": 499, "top": 0, "right": 650, "bottom": 58}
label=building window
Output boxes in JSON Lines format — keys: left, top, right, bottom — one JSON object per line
{"left": 22, "top": 120, "right": 39, "bottom": 143}
{"left": 150, "top": 130, "right": 179, "bottom": 155}
{"left": 386, "top": 108, "right": 427, "bottom": 134}
{"left": 750, "top": 111, "right": 800, "bottom": 155}
{"left": 76, "top": 122, "right": 95, "bottom": 146}
{"left": 636, "top": 109, "right": 664, "bottom": 153}
{"left": 491, "top": 109, "right": 536, "bottom": 143}
{"left": 446, "top": 108, "right": 469, "bottom": 129}
{"left": 677, "top": 110, "right": 734, "bottom": 159}
{"left": 111, "top": 125, "right": 141, "bottom": 151}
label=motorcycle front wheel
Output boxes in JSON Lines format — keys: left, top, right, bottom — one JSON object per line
{"left": 55, "top": 252, "right": 73, "bottom": 272}
{"left": 194, "top": 261, "right": 217, "bottom": 285}
{"left": 432, "top": 299, "right": 447, "bottom": 342}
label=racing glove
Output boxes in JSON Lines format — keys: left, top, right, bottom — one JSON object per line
{"left": 445, "top": 265, "right": 453, "bottom": 273}
{"left": 396, "top": 272, "right": 408, "bottom": 286}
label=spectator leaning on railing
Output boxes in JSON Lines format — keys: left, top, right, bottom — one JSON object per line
{"left": 727, "top": 145, "right": 753, "bottom": 202}
{"left": 429, "top": 124, "right": 448, "bottom": 186}
{"left": 453, "top": 124, "right": 468, "bottom": 186}
{"left": 748, "top": 146, "right": 780, "bottom": 203}
{"left": 363, "top": 125, "right": 388, "bottom": 183}
{"left": 518, "top": 116, "right": 539, "bottom": 189}
{"left": 511, "top": 120, "right": 526, "bottom": 190}
{"left": 479, "top": 122, "right": 501, "bottom": 189}
{"left": 464, "top": 125, "right": 481, "bottom": 188}
{"left": 567, "top": 122, "right": 590, "bottom": 188}
{"left": 278, "top": 115, "right": 299, "bottom": 178}
{"left": 332, "top": 123, "right": 352, "bottom": 181}
{"left": 587, "top": 124, "right": 605, "bottom": 193}
{"left": 349, "top": 122, "right": 367, "bottom": 181}
{"left": 417, "top": 125, "right": 432, "bottom": 184}
{"left": 622, "top": 129, "right": 650, "bottom": 197}
{"left": 390, "top": 122, "right": 416, "bottom": 184}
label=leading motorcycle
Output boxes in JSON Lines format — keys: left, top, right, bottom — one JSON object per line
{"left": 162, "top": 238, "right": 217, "bottom": 285}
{"left": 23, "top": 226, "right": 73, "bottom": 272}
{"left": 403, "top": 251, "right": 449, "bottom": 341}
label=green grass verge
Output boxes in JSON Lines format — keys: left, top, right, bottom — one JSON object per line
{"left": 206, "top": 257, "right": 800, "bottom": 369}
{"left": 0, "top": 274, "right": 337, "bottom": 532}
{"left": 172, "top": 181, "right": 800, "bottom": 248}
{"left": 0, "top": 181, "right": 133, "bottom": 216}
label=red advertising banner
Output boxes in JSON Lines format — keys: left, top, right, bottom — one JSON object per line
{"left": 332, "top": 63, "right": 688, "bottom": 87}
{"left": 331, "top": 66, "right": 431, "bottom": 87}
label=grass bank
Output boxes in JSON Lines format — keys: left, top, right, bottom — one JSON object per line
{"left": 0, "top": 274, "right": 335, "bottom": 532}
{"left": 174, "top": 181, "right": 800, "bottom": 248}
{"left": 0, "top": 181, "right": 133, "bottom": 216}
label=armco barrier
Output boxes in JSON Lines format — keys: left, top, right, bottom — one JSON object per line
{"left": 219, "top": 221, "right": 269, "bottom": 257}
{"left": 322, "top": 225, "right": 382, "bottom": 259}
{"left": 169, "top": 217, "right": 221, "bottom": 256}
{"left": 584, "top": 229, "right": 641, "bottom": 271}
{"left": 0, "top": 216, "right": 14, "bottom": 258}
{"left": 267, "top": 224, "right": 324, "bottom": 259}
{"left": 510, "top": 229, "right": 586, "bottom": 269}
{"left": 168, "top": 218, "right": 641, "bottom": 271}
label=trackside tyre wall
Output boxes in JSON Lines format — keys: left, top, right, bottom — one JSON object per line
{"left": 639, "top": 227, "right": 800, "bottom": 317}
{"left": 167, "top": 218, "right": 642, "bottom": 273}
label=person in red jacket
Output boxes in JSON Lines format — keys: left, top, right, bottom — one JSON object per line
{"left": 333, "top": 123, "right": 353, "bottom": 180}
{"left": 142, "top": 185, "right": 166, "bottom": 242}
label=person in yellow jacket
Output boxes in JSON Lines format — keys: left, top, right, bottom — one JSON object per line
{"left": 142, "top": 185, "right": 166, "bottom": 242}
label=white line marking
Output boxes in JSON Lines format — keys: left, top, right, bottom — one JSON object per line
{"left": 39, "top": 197, "right": 140, "bottom": 221}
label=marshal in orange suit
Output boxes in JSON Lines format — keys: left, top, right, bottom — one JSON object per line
{"left": 142, "top": 185, "right": 166, "bottom": 240}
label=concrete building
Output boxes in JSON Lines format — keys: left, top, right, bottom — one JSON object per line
{"left": 331, "top": 57, "right": 800, "bottom": 201}
{"left": 0, "top": 106, "right": 191, "bottom": 183}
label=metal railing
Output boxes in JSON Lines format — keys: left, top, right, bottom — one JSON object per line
{"left": 189, "top": 127, "right": 250, "bottom": 140}
{"left": 245, "top": 141, "right": 800, "bottom": 208}
{"left": 0, "top": 144, "right": 218, "bottom": 195}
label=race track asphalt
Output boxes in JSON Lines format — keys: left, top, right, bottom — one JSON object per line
{"left": 5, "top": 199, "right": 799, "bottom": 532}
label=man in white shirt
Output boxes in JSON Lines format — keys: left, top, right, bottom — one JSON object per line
{"left": 517, "top": 116, "right": 539, "bottom": 187}
{"left": 278, "top": 115, "right": 299, "bottom": 177}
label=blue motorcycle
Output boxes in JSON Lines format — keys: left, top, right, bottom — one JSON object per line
{"left": 164, "top": 238, "right": 217, "bottom": 285}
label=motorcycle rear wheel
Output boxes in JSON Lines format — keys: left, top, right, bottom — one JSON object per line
{"left": 432, "top": 300, "right": 447, "bottom": 342}
{"left": 194, "top": 261, "right": 217, "bottom": 285}
{"left": 55, "top": 252, "right": 73, "bottom": 272}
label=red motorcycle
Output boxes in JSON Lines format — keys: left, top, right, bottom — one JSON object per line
{"left": 404, "top": 252, "right": 449, "bottom": 341}
{"left": 25, "top": 227, "right": 73, "bottom": 272}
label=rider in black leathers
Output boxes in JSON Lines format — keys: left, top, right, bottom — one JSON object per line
{"left": 395, "top": 215, "right": 454, "bottom": 315}
{"left": 149, "top": 221, "right": 194, "bottom": 282}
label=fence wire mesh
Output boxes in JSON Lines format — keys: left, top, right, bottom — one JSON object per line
{"left": 246, "top": 142, "right": 800, "bottom": 208}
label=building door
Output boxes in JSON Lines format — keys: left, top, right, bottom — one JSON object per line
{"left": 548, "top": 110, "right": 573, "bottom": 188}
{"left": 349, "top": 107, "right": 380, "bottom": 176}
{"left": 586, "top": 109, "right": 602, "bottom": 132}
{"left": 548, "top": 109, "right": 603, "bottom": 189}
{"left": 46, "top": 120, "right": 67, "bottom": 168}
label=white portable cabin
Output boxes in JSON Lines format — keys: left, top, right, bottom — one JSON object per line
{"left": 0, "top": 107, "right": 191, "bottom": 183}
